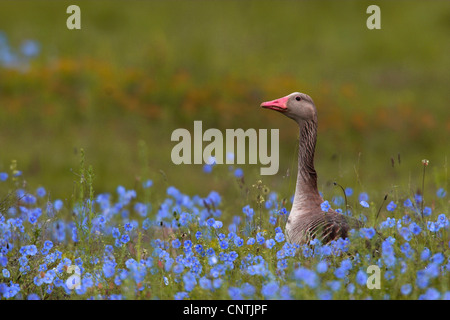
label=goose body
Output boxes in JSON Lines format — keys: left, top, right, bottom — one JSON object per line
{"left": 261, "top": 92, "right": 360, "bottom": 244}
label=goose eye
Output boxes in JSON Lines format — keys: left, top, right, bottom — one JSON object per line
{"left": 295, "top": 96, "right": 301, "bottom": 101}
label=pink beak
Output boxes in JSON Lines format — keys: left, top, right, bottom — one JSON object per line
{"left": 260, "top": 95, "right": 289, "bottom": 112}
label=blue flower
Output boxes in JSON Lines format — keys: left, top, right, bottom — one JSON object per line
{"left": 124, "top": 223, "right": 133, "bottom": 232}
{"left": 20, "top": 40, "right": 40, "bottom": 57}
{"left": 213, "top": 220, "right": 223, "bottom": 229}
{"left": 243, "top": 205, "right": 254, "bottom": 219}
{"left": 25, "top": 245, "right": 37, "bottom": 256}
{"left": 356, "top": 270, "right": 367, "bottom": 286}
{"left": 184, "top": 240, "right": 193, "bottom": 249}
{"left": 194, "top": 244, "right": 204, "bottom": 254}
{"left": 425, "top": 263, "right": 440, "bottom": 278}
{"left": 0, "top": 172, "right": 8, "bottom": 181}
{"left": 334, "top": 267, "right": 347, "bottom": 279}
{"left": 173, "top": 264, "right": 184, "bottom": 274}
{"left": 409, "top": 222, "right": 422, "bottom": 235}
{"left": 199, "top": 277, "right": 212, "bottom": 291}
{"left": 332, "top": 196, "right": 345, "bottom": 206}
{"left": 2, "top": 269, "right": 10, "bottom": 278}
{"left": 384, "top": 270, "right": 395, "bottom": 280}
{"left": 206, "top": 218, "right": 215, "bottom": 227}
{"left": 316, "top": 261, "right": 328, "bottom": 273}
{"left": 401, "top": 284, "right": 412, "bottom": 296}
{"left": 120, "top": 234, "right": 130, "bottom": 244}
{"left": 234, "top": 237, "right": 243, "bottom": 247}
{"left": 241, "top": 283, "right": 255, "bottom": 297}
{"left": 103, "top": 261, "right": 116, "bottom": 278}
{"left": 320, "top": 201, "right": 331, "bottom": 212}
{"left": 28, "top": 215, "right": 37, "bottom": 224}
{"left": 247, "top": 237, "right": 255, "bottom": 246}
{"left": 437, "top": 214, "right": 449, "bottom": 228}
{"left": 399, "top": 227, "right": 412, "bottom": 241}
{"left": 423, "top": 288, "right": 440, "bottom": 300}
{"left": 208, "top": 256, "right": 218, "bottom": 266}
{"left": 54, "top": 200, "right": 63, "bottom": 211}
{"left": 431, "top": 253, "right": 444, "bottom": 265}
{"left": 43, "top": 240, "right": 53, "bottom": 250}
{"left": 167, "top": 186, "right": 181, "bottom": 198}
{"left": 261, "top": 281, "right": 279, "bottom": 299}
{"left": 183, "top": 272, "right": 197, "bottom": 292}
{"left": 213, "top": 279, "right": 222, "bottom": 289}
{"left": 277, "top": 259, "right": 288, "bottom": 270}
{"left": 437, "top": 188, "right": 447, "bottom": 198}
{"left": 234, "top": 168, "right": 244, "bottom": 178}
{"left": 219, "top": 240, "right": 229, "bottom": 250}
{"left": 275, "top": 232, "right": 285, "bottom": 243}
{"left": 427, "top": 221, "right": 437, "bottom": 232}
{"left": 2, "top": 282, "right": 20, "bottom": 298}
{"left": 340, "top": 259, "right": 352, "bottom": 271}
{"left": 403, "top": 199, "right": 413, "bottom": 208}
{"left": 36, "top": 187, "right": 46, "bottom": 198}
{"left": 0, "top": 257, "right": 7, "bottom": 268}
{"left": 112, "top": 228, "right": 120, "bottom": 239}
{"left": 294, "top": 267, "right": 318, "bottom": 288}
{"left": 206, "top": 191, "right": 221, "bottom": 207}
{"left": 360, "top": 227, "right": 376, "bottom": 239}
{"left": 345, "top": 188, "right": 353, "bottom": 196}
{"left": 22, "top": 194, "right": 37, "bottom": 205}
{"left": 400, "top": 243, "right": 414, "bottom": 259}
{"left": 360, "top": 200, "right": 369, "bottom": 208}
{"left": 347, "top": 283, "right": 355, "bottom": 294}
{"left": 327, "top": 280, "right": 341, "bottom": 292}
{"left": 416, "top": 270, "right": 429, "bottom": 289}
{"left": 134, "top": 203, "right": 148, "bottom": 217}
{"left": 172, "top": 239, "right": 181, "bottom": 249}
{"left": 358, "top": 192, "right": 369, "bottom": 202}
{"left": 27, "top": 293, "right": 40, "bottom": 300}
{"left": 414, "top": 194, "right": 422, "bottom": 203}
{"left": 269, "top": 216, "right": 277, "bottom": 225}
{"left": 143, "top": 179, "right": 153, "bottom": 188}
{"left": 105, "top": 245, "right": 114, "bottom": 255}
{"left": 386, "top": 201, "right": 397, "bottom": 211}
{"left": 174, "top": 292, "right": 189, "bottom": 300}
{"left": 228, "top": 287, "right": 243, "bottom": 300}
{"left": 381, "top": 239, "right": 396, "bottom": 267}
{"left": 229, "top": 251, "right": 238, "bottom": 261}
{"left": 203, "top": 164, "right": 213, "bottom": 173}
{"left": 256, "top": 233, "right": 265, "bottom": 245}
{"left": 265, "top": 239, "right": 276, "bottom": 249}
{"left": 142, "top": 218, "right": 152, "bottom": 230}
{"left": 319, "top": 291, "right": 332, "bottom": 300}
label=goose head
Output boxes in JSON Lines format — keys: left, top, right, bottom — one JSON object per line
{"left": 260, "top": 92, "right": 317, "bottom": 124}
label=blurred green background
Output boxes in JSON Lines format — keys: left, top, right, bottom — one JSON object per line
{"left": 0, "top": 0, "right": 449, "bottom": 204}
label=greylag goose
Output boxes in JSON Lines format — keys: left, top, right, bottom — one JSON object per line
{"left": 261, "top": 92, "right": 361, "bottom": 244}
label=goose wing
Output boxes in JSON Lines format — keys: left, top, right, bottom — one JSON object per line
{"left": 306, "top": 211, "right": 362, "bottom": 243}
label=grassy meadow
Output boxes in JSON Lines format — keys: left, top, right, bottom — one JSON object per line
{"left": 0, "top": 0, "right": 450, "bottom": 301}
